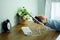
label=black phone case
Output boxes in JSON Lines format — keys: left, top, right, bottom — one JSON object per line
{"left": 35, "top": 16, "right": 42, "bottom": 22}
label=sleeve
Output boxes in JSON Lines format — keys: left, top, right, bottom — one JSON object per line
{"left": 45, "top": 19, "right": 60, "bottom": 31}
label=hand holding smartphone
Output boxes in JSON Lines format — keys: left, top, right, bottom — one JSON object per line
{"left": 28, "top": 13, "right": 44, "bottom": 25}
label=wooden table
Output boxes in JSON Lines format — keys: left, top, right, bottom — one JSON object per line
{"left": 0, "top": 21, "right": 60, "bottom": 40}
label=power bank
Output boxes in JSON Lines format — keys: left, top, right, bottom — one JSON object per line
{"left": 21, "top": 27, "right": 32, "bottom": 36}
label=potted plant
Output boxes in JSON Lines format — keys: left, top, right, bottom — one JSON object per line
{"left": 17, "top": 7, "right": 30, "bottom": 25}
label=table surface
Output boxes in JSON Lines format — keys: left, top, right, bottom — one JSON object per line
{"left": 0, "top": 21, "right": 60, "bottom": 40}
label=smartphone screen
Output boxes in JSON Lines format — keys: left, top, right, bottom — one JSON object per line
{"left": 35, "top": 16, "right": 42, "bottom": 22}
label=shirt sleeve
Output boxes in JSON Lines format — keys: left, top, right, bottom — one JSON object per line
{"left": 45, "top": 19, "right": 60, "bottom": 31}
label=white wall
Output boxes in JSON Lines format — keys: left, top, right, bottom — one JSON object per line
{"left": 20, "top": 0, "right": 38, "bottom": 16}
{"left": 38, "top": 0, "right": 46, "bottom": 15}
{"left": 0, "top": 0, "right": 38, "bottom": 33}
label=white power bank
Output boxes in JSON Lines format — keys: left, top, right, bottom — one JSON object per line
{"left": 21, "top": 27, "right": 32, "bottom": 36}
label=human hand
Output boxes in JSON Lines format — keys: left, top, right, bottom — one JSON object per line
{"left": 33, "top": 15, "right": 46, "bottom": 24}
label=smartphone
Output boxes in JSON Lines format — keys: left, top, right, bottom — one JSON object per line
{"left": 35, "top": 16, "right": 42, "bottom": 22}
{"left": 28, "top": 13, "right": 44, "bottom": 25}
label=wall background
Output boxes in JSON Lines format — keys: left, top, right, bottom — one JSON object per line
{"left": 38, "top": 0, "right": 46, "bottom": 15}
{"left": 1, "top": 0, "right": 59, "bottom": 33}
{"left": 0, "top": 0, "right": 38, "bottom": 33}
{"left": 45, "top": 0, "right": 60, "bottom": 19}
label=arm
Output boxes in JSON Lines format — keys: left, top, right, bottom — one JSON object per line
{"left": 45, "top": 19, "right": 60, "bottom": 31}
{"left": 33, "top": 16, "right": 46, "bottom": 24}
{"left": 33, "top": 16, "right": 60, "bottom": 31}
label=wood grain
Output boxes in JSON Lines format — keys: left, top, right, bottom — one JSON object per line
{"left": 0, "top": 21, "right": 60, "bottom": 40}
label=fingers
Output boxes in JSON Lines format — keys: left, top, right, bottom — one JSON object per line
{"left": 32, "top": 16, "right": 39, "bottom": 23}
{"left": 33, "top": 15, "right": 46, "bottom": 24}
{"left": 33, "top": 18, "right": 38, "bottom": 23}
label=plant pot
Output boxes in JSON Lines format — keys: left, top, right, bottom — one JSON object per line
{"left": 19, "top": 18, "right": 28, "bottom": 25}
